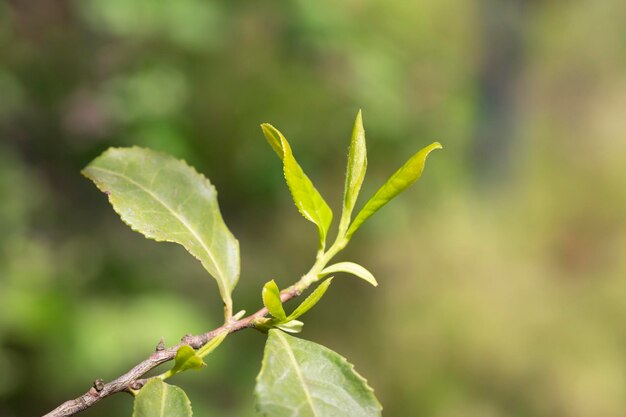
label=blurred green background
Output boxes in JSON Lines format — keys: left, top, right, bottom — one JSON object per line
{"left": 1, "top": 0, "right": 626, "bottom": 416}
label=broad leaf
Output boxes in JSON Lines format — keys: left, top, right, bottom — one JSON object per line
{"left": 133, "top": 379, "right": 192, "bottom": 417}
{"left": 286, "top": 278, "right": 333, "bottom": 321}
{"left": 261, "top": 124, "right": 333, "bottom": 248}
{"left": 340, "top": 110, "right": 367, "bottom": 235}
{"left": 255, "top": 330, "right": 382, "bottom": 417}
{"left": 169, "top": 345, "right": 205, "bottom": 375}
{"left": 82, "top": 147, "right": 240, "bottom": 311}
{"left": 262, "top": 280, "right": 286, "bottom": 321}
{"left": 320, "top": 262, "right": 377, "bottom": 287}
{"left": 347, "top": 142, "right": 442, "bottom": 239}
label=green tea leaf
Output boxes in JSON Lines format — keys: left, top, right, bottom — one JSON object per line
{"left": 261, "top": 124, "right": 333, "bottom": 249}
{"left": 169, "top": 345, "right": 205, "bottom": 375}
{"left": 82, "top": 147, "right": 240, "bottom": 312}
{"left": 196, "top": 330, "right": 228, "bottom": 358}
{"left": 255, "top": 330, "right": 382, "bottom": 417}
{"left": 133, "top": 379, "right": 193, "bottom": 417}
{"left": 261, "top": 122, "right": 285, "bottom": 159}
{"left": 275, "top": 319, "right": 304, "bottom": 334}
{"left": 347, "top": 142, "right": 442, "bottom": 239}
{"left": 262, "top": 280, "right": 286, "bottom": 321}
{"left": 320, "top": 262, "right": 377, "bottom": 287}
{"left": 340, "top": 110, "right": 367, "bottom": 235}
{"left": 286, "top": 277, "right": 333, "bottom": 321}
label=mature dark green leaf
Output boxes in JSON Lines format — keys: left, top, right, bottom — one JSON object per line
{"left": 262, "top": 280, "right": 286, "bottom": 321}
{"left": 347, "top": 142, "right": 442, "bottom": 239}
{"left": 340, "top": 110, "right": 367, "bottom": 234}
{"left": 82, "top": 147, "right": 240, "bottom": 311}
{"left": 261, "top": 124, "right": 333, "bottom": 248}
{"left": 133, "top": 379, "right": 192, "bottom": 417}
{"left": 321, "top": 262, "right": 377, "bottom": 286}
{"left": 255, "top": 330, "right": 382, "bottom": 417}
{"left": 286, "top": 278, "right": 333, "bottom": 321}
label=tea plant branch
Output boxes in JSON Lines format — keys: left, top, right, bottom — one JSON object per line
{"left": 44, "top": 234, "right": 347, "bottom": 417}
{"left": 43, "top": 280, "right": 309, "bottom": 417}
{"left": 45, "top": 112, "right": 441, "bottom": 417}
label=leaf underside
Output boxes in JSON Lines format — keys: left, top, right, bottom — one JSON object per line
{"left": 255, "top": 330, "right": 382, "bottom": 417}
{"left": 82, "top": 147, "right": 240, "bottom": 307}
{"left": 133, "top": 379, "right": 193, "bottom": 417}
{"left": 321, "top": 262, "right": 377, "bottom": 287}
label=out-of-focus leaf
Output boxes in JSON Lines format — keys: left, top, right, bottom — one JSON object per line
{"left": 82, "top": 147, "right": 240, "bottom": 311}
{"left": 261, "top": 124, "right": 333, "bottom": 248}
{"left": 347, "top": 142, "right": 442, "bottom": 239}
{"left": 275, "top": 319, "right": 303, "bottom": 334}
{"left": 255, "top": 330, "right": 382, "bottom": 417}
{"left": 340, "top": 110, "right": 367, "bottom": 234}
{"left": 286, "top": 278, "right": 333, "bottom": 321}
{"left": 133, "top": 379, "right": 192, "bottom": 417}
{"left": 321, "top": 262, "right": 377, "bottom": 287}
{"left": 262, "top": 280, "right": 286, "bottom": 321}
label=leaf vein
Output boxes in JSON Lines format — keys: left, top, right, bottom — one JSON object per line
{"left": 275, "top": 331, "right": 320, "bottom": 417}
{"left": 89, "top": 166, "right": 226, "bottom": 285}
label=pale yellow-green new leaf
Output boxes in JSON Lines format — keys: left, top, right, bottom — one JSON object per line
{"left": 133, "top": 379, "right": 192, "bottom": 417}
{"left": 261, "top": 124, "right": 333, "bottom": 248}
{"left": 321, "top": 262, "right": 377, "bottom": 286}
{"left": 340, "top": 110, "right": 367, "bottom": 235}
{"left": 286, "top": 277, "right": 333, "bottom": 321}
{"left": 169, "top": 345, "right": 205, "bottom": 375}
{"left": 82, "top": 147, "right": 240, "bottom": 310}
{"left": 196, "top": 330, "right": 228, "bottom": 358}
{"left": 347, "top": 142, "right": 442, "bottom": 239}
{"left": 262, "top": 279, "right": 286, "bottom": 321}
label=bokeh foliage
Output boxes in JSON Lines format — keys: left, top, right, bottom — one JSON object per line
{"left": 1, "top": 0, "right": 626, "bottom": 416}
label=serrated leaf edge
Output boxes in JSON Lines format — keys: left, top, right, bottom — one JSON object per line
{"left": 82, "top": 146, "right": 240, "bottom": 306}
{"left": 254, "top": 330, "right": 382, "bottom": 417}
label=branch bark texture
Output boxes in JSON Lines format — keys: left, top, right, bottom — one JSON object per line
{"left": 43, "top": 287, "right": 301, "bottom": 417}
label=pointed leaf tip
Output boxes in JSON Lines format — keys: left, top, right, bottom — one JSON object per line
{"left": 340, "top": 110, "right": 368, "bottom": 236}
{"left": 261, "top": 124, "right": 333, "bottom": 248}
{"left": 286, "top": 277, "right": 334, "bottom": 321}
{"left": 196, "top": 330, "right": 228, "bottom": 358}
{"left": 261, "top": 123, "right": 285, "bottom": 159}
{"left": 347, "top": 141, "right": 442, "bottom": 239}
